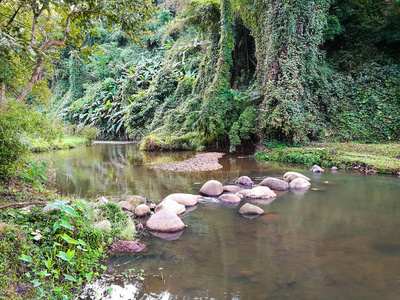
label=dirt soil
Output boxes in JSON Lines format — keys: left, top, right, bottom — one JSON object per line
{"left": 154, "top": 152, "right": 225, "bottom": 172}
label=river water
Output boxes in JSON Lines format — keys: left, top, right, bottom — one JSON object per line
{"left": 41, "top": 143, "right": 400, "bottom": 299}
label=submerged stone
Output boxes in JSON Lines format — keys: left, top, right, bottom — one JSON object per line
{"left": 310, "top": 165, "right": 324, "bottom": 173}
{"left": 109, "top": 240, "right": 146, "bottom": 253}
{"left": 239, "top": 203, "right": 264, "bottom": 215}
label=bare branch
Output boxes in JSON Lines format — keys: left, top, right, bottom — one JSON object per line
{"left": 0, "top": 201, "right": 46, "bottom": 210}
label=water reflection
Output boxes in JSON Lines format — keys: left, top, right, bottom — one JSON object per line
{"left": 41, "top": 144, "right": 400, "bottom": 299}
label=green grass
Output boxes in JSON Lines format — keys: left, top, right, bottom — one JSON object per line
{"left": 0, "top": 182, "right": 138, "bottom": 299}
{"left": 26, "top": 136, "right": 87, "bottom": 152}
{"left": 255, "top": 142, "right": 400, "bottom": 175}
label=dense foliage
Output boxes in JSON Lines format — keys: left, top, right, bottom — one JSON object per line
{"left": 2, "top": 0, "right": 400, "bottom": 152}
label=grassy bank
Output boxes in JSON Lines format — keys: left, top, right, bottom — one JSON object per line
{"left": 254, "top": 142, "right": 400, "bottom": 175}
{"left": 0, "top": 182, "right": 137, "bottom": 299}
{"left": 26, "top": 136, "right": 87, "bottom": 152}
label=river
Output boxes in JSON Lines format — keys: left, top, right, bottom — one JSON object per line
{"left": 41, "top": 143, "right": 400, "bottom": 299}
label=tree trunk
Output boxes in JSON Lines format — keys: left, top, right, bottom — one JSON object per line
{"left": 0, "top": 83, "right": 5, "bottom": 102}
{"left": 15, "top": 57, "right": 44, "bottom": 102}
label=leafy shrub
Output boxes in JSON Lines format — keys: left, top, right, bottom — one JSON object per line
{"left": 81, "top": 125, "right": 99, "bottom": 145}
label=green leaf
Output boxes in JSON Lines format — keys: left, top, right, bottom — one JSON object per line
{"left": 63, "top": 274, "right": 77, "bottom": 282}
{"left": 30, "top": 279, "right": 42, "bottom": 287}
{"left": 61, "top": 233, "right": 79, "bottom": 245}
{"left": 19, "top": 254, "right": 32, "bottom": 263}
{"left": 56, "top": 251, "right": 70, "bottom": 262}
{"left": 60, "top": 204, "right": 77, "bottom": 217}
{"left": 60, "top": 217, "right": 74, "bottom": 230}
{"left": 51, "top": 287, "right": 63, "bottom": 292}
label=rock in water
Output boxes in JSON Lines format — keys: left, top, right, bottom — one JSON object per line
{"left": 236, "top": 186, "right": 277, "bottom": 200}
{"left": 289, "top": 177, "right": 311, "bottom": 189}
{"left": 331, "top": 166, "right": 339, "bottom": 171}
{"left": 310, "top": 165, "right": 324, "bottom": 173}
{"left": 110, "top": 241, "right": 146, "bottom": 253}
{"left": 155, "top": 199, "right": 186, "bottom": 215}
{"left": 283, "top": 171, "right": 310, "bottom": 182}
{"left": 163, "top": 193, "right": 201, "bottom": 206}
{"left": 218, "top": 194, "right": 241, "bottom": 204}
{"left": 235, "top": 176, "right": 254, "bottom": 187}
{"left": 239, "top": 203, "right": 264, "bottom": 215}
{"left": 223, "top": 185, "right": 242, "bottom": 193}
{"left": 134, "top": 204, "right": 151, "bottom": 217}
{"left": 146, "top": 208, "right": 186, "bottom": 232}
{"left": 259, "top": 177, "right": 289, "bottom": 191}
{"left": 200, "top": 180, "right": 223, "bottom": 196}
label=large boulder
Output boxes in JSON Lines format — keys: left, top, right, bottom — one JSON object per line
{"left": 200, "top": 180, "right": 223, "bottom": 196}
{"left": 310, "top": 165, "right": 324, "bottom": 173}
{"left": 163, "top": 193, "right": 201, "bottom": 206}
{"left": 134, "top": 204, "right": 151, "bottom": 217}
{"left": 223, "top": 185, "right": 242, "bottom": 193}
{"left": 146, "top": 208, "right": 186, "bottom": 232}
{"left": 236, "top": 186, "right": 277, "bottom": 200}
{"left": 155, "top": 199, "right": 186, "bottom": 215}
{"left": 283, "top": 171, "right": 310, "bottom": 182}
{"left": 239, "top": 203, "right": 264, "bottom": 215}
{"left": 218, "top": 194, "right": 241, "bottom": 205}
{"left": 235, "top": 176, "right": 254, "bottom": 187}
{"left": 259, "top": 177, "right": 289, "bottom": 191}
{"left": 289, "top": 177, "right": 311, "bottom": 189}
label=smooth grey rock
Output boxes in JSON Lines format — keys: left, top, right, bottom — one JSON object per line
{"left": 310, "top": 165, "right": 324, "bottom": 173}
{"left": 146, "top": 208, "right": 186, "bottom": 232}
{"left": 218, "top": 194, "right": 241, "bottom": 204}
{"left": 331, "top": 166, "right": 339, "bottom": 171}
{"left": 223, "top": 185, "right": 242, "bottom": 193}
{"left": 200, "top": 180, "right": 223, "bottom": 196}
{"left": 239, "top": 203, "right": 264, "bottom": 215}
{"left": 236, "top": 186, "right": 277, "bottom": 200}
{"left": 117, "top": 200, "right": 134, "bottom": 211}
{"left": 289, "top": 177, "right": 311, "bottom": 189}
{"left": 259, "top": 177, "right": 289, "bottom": 191}
{"left": 134, "top": 204, "right": 151, "bottom": 217}
{"left": 163, "top": 193, "right": 201, "bottom": 206}
{"left": 235, "top": 176, "right": 254, "bottom": 187}
{"left": 283, "top": 171, "right": 310, "bottom": 182}
{"left": 155, "top": 199, "right": 186, "bottom": 215}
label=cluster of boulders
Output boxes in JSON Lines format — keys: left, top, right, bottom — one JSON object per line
{"left": 87, "top": 165, "right": 329, "bottom": 247}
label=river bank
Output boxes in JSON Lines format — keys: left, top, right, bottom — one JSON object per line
{"left": 254, "top": 142, "right": 400, "bottom": 175}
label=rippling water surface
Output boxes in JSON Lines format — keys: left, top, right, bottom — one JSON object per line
{"left": 41, "top": 143, "right": 400, "bottom": 299}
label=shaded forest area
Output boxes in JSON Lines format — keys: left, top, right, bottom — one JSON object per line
{"left": 1, "top": 0, "right": 400, "bottom": 153}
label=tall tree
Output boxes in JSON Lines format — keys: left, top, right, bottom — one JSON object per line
{"left": 0, "top": 0, "right": 155, "bottom": 102}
